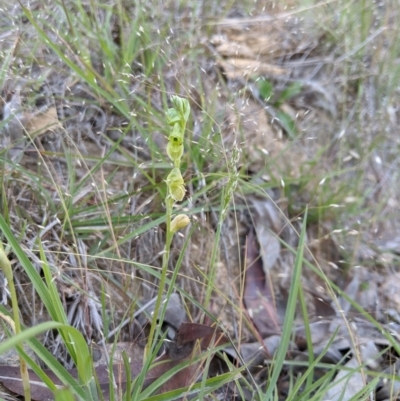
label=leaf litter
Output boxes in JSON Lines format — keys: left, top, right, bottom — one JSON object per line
{"left": 0, "top": 1, "right": 400, "bottom": 400}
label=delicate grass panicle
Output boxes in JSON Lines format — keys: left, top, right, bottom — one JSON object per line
{"left": 145, "top": 95, "right": 190, "bottom": 359}
{"left": 1, "top": 0, "right": 400, "bottom": 399}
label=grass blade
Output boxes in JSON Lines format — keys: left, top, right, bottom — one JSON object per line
{"left": 263, "top": 207, "right": 308, "bottom": 400}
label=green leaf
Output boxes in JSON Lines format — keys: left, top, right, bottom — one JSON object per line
{"left": 54, "top": 387, "right": 76, "bottom": 401}
{"left": 142, "top": 370, "right": 243, "bottom": 401}
{"left": 276, "top": 110, "right": 298, "bottom": 139}
{"left": 278, "top": 81, "right": 303, "bottom": 103}
{"left": 0, "top": 322, "right": 63, "bottom": 355}
{"left": 0, "top": 214, "right": 53, "bottom": 315}
{"left": 258, "top": 79, "right": 274, "bottom": 100}
{"left": 64, "top": 327, "right": 93, "bottom": 386}
{"left": 27, "top": 336, "right": 88, "bottom": 400}
{"left": 38, "top": 244, "right": 69, "bottom": 322}
{"left": 263, "top": 207, "right": 308, "bottom": 400}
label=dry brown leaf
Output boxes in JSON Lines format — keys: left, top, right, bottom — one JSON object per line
{"left": 211, "top": 16, "right": 316, "bottom": 62}
{"left": 25, "top": 107, "right": 61, "bottom": 137}
{"left": 217, "top": 58, "right": 286, "bottom": 79}
{"left": 244, "top": 229, "right": 281, "bottom": 337}
{"left": 250, "top": 197, "right": 282, "bottom": 272}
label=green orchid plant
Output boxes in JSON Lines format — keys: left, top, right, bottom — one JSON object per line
{"left": 145, "top": 96, "right": 190, "bottom": 359}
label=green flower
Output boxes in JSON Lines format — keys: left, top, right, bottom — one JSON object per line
{"left": 166, "top": 123, "right": 184, "bottom": 163}
{"left": 165, "top": 96, "right": 190, "bottom": 167}
{"left": 166, "top": 168, "right": 185, "bottom": 202}
{"left": 170, "top": 214, "right": 190, "bottom": 233}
